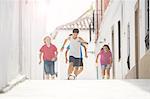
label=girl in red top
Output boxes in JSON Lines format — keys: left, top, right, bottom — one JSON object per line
{"left": 39, "top": 36, "right": 58, "bottom": 80}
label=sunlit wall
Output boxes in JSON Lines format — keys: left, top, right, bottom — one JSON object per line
{"left": 0, "top": 0, "right": 50, "bottom": 90}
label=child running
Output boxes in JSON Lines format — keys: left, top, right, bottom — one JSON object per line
{"left": 65, "top": 43, "right": 88, "bottom": 80}
{"left": 39, "top": 36, "right": 58, "bottom": 80}
{"left": 96, "top": 44, "right": 112, "bottom": 79}
{"left": 61, "top": 28, "right": 88, "bottom": 80}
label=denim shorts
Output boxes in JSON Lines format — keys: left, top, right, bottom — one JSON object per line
{"left": 101, "top": 64, "right": 111, "bottom": 70}
{"left": 44, "top": 61, "right": 55, "bottom": 75}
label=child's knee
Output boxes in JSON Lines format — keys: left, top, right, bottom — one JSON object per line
{"left": 79, "top": 67, "right": 83, "bottom": 70}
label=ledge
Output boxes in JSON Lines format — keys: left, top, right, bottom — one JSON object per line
{"left": 0, "top": 74, "right": 27, "bottom": 93}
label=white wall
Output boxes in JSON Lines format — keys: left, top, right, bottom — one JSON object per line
{"left": 95, "top": 0, "right": 149, "bottom": 79}
{"left": 123, "top": 0, "right": 137, "bottom": 77}
{"left": 138, "top": 0, "right": 150, "bottom": 78}
{"left": 0, "top": 0, "right": 20, "bottom": 89}
{"left": 97, "top": 0, "right": 124, "bottom": 79}
{"left": 21, "top": 0, "right": 32, "bottom": 78}
{"left": 139, "top": 0, "right": 146, "bottom": 58}
{"left": 21, "top": 0, "right": 50, "bottom": 80}
{"left": 0, "top": 0, "right": 49, "bottom": 90}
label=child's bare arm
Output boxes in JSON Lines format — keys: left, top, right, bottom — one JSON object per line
{"left": 79, "top": 37, "right": 88, "bottom": 44}
{"left": 65, "top": 49, "right": 69, "bottom": 63}
{"left": 55, "top": 51, "right": 58, "bottom": 59}
{"left": 39, "top": 52, "right": 43, "bottom": 64}
{"left": 82, "top": 44, "right": 88, "bottom": 58}
{"left": 61, "top": 39, "right": 68, "bottom": 51}
{"left": 96, "top": 53, "right": 100, "bottom": 63}
{"left": 110, "top": 52, "right": 113, "bottom": 65}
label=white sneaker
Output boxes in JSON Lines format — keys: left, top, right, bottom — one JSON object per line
{"left": 68, "top": 75, "right": 76, "bottom": 80}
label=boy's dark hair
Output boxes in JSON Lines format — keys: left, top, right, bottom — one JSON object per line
{"left": 73, "top": 28, "right": 79, "bottom": 33}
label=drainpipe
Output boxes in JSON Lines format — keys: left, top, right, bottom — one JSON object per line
{"left": 95, "top": 0, "right": 100, "bottom": 43}
{"left": 93, "top": 10, "right": 95, "bottom": 33}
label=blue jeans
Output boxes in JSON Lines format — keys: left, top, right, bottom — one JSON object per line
{"left": 44, "top": 61, "right": 55, "bottom": 75}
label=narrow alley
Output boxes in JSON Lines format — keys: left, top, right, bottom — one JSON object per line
{"left": 0, "top": 0, "right": 150, "bottom": 98}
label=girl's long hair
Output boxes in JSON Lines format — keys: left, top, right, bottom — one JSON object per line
{"left": 103, "top": 44, "right": 110, "bottom": 50}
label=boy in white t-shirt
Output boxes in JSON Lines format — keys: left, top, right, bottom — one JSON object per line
{"left": 61, "top": 29, "right": 88, "bottom": 80}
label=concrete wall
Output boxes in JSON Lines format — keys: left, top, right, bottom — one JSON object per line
{"left": 125, "top": 66, "right": 136, "bottom": 79}
{"left": 139, "top": 50, "right": 150, "bottom": 79}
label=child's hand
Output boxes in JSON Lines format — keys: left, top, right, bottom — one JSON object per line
{"left": 60, "top": 47, "right": 64, "bottom": 52}
{"left": 85, "top": 54, "right": 88, "bottom": 58}
{"left": 110, "top": 59, "right": 113, "bottom": 65}
{"left": 96, "top": 59, "right": 98, "bottom": 63}
{"left": 65, "top": 58, "right": 68, "bottom": 63}
{"left": 39, "top": 60, "right": 42, "bottom": 64}
{"left": 52, "top": 57, "right": 57, "bottom": 61}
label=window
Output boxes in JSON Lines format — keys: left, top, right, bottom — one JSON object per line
{"left": 145, "top": 0, "right": 150, "bottom": 50}
{"left": 127, "top": 23, "right": 130, "bottom": 70}
{"left": 118, "top": 21, "right": 121, "bottom": 60}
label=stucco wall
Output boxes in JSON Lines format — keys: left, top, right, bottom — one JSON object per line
{"left": 0, "top": 0, "right": 20, "bottom": 90}
{"left": 95, "top": 0, "right": 149, "bottom": 79}
{"left": 0, "top": 0, "right": 49, "bottom": 90}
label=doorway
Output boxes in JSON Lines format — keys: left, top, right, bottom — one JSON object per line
{"left": 111, "top": 26, "right": 115, "bottom": 79}
{"left": 134, "top": 1, "right": 140, "bottom": 79}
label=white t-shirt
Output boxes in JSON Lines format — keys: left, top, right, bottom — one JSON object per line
{"left": 68, "top": 36, "right": 82, "bottom": 58}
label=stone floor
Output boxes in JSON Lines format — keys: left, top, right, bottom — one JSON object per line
{"left": 0, "top": 79, "right": 150, "bottom": 99}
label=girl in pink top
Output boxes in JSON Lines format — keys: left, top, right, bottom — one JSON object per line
{"left": 96, "top": 45, "right": 112, "bottom": 79}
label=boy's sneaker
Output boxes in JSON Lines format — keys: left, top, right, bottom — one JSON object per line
{"left": 68, "top": 74, "right": 77, "bottom": 80}
{"left": 68, "top": 75, "right": 76, "bottom": 80}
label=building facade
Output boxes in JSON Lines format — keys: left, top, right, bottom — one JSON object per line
{"left": 95, "top": 0, "right": 150, "bottom": 79}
